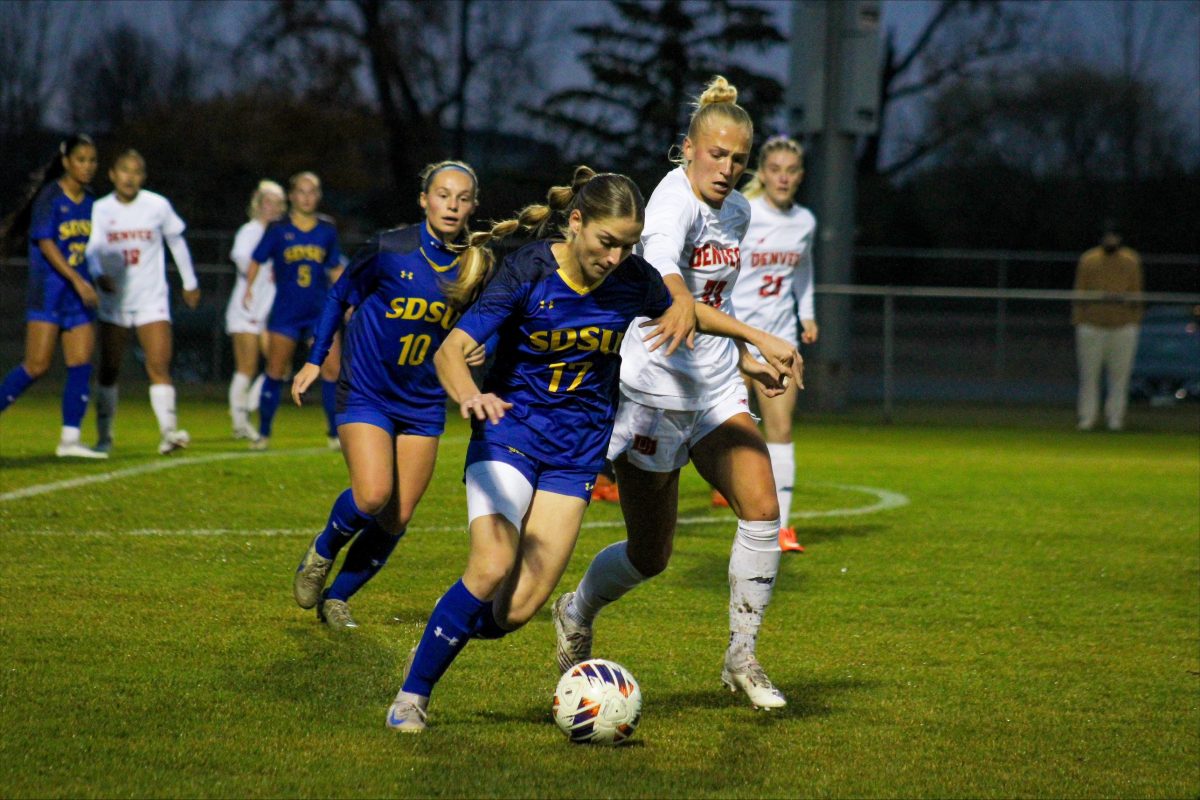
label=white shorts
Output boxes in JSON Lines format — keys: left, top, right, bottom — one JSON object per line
{"left": 464, "top": 460, "right": 534, "bottom": 530}
{"left": 98, "top": 294, "right": 171, "bottom": 328}
{"left": 225, "top": 299, "right": 268, "bottom": 335}
{"left": 607, "top": 385, "right": 753, "bottom": 473}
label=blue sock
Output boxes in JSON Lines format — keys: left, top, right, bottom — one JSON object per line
{"left": 325, "top": 521, "right": 404, "bottom": 601}
{"left": 403, "top": 579, "right": 485, "bottom": 698}
{"left": 314, "top": 489, "right": 373, "bottom": 559}
{"left": 472, "top": 601, "right": 512, "bottom": 640}
{"left": 0, "top": 365, "right": 36, "bottom": 413}
{"left": 62, "top": 364, "right": 92, "bottom": 428}
{"left": 258, "top": 376, "right": 282, "bottom": 437}
{"left": 321, "top": 380, "right": 338, "bottom": 437}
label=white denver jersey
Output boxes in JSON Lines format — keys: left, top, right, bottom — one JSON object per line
{"left": 227, "top": 219, "right": 275, "bottom": 324}
{"left": 619, "top": 167, "right": 751, "bottom": 411}
{"left": 86, "top": 190, "right": 197, "bottom": 312}
{"left": 730, "top": 196, "right": 816, "bottom": 342}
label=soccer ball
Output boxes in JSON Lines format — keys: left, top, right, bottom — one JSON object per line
{"left": 552, "top": 658, "right": 642, "bottom": 745}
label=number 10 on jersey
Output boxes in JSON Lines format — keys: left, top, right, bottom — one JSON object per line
{"left": 397, "top": 333, "right": 431, "bottom": 365}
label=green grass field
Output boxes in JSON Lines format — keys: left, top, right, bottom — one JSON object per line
{"left": 1, "top": 389, "right": 1197, "bottom": 799}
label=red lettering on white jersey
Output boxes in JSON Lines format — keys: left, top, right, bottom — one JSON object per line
{"left": 689, "top": 243, "right": 740, "bottom": 269}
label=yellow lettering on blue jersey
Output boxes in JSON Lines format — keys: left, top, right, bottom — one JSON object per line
{"left": 528, "top": 327, "right": 625, "bottom": 355}
{"left": 283, "top": 244, "right": 326, "bottom": 263}
{"left": 57, "top": 219, "right": 91, "bottom": 240}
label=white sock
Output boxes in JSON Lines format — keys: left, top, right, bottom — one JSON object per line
{"left": 149, "top": 384, "right": 177, "bottom": 435}
{"left": 60, "top": 425, "right": 81, "bottom": 445}
{"left": 96, "top": 384, "right": 118, "bottom": 443}
{"left": 229, "top": 372, "right": 251, "bottom": 429}
{"left": 569, "top": 541, "right": 648, "bottom": 627}
{"left": 248, "top": 373, "right": 265, "bottom": 413}
{"left": 728, "top": 518, "right": 781, "bottom": 664}
{"left": 767, "top": 442, "right": 795, "bottom": 526}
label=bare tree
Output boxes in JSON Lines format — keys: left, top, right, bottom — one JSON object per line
{"left": 0, "top": 2, "right": 80, "bottom": 143}
{"left": 241, "top": 0, "right": 549, "bottom": 195}
{"left": 862, "top": 0, "right": 1033, "bottom": 177}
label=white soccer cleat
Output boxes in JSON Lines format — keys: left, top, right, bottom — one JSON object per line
{"left": 55, "top": 441, "right": 108, "bottom": 459}
{"left": 327, "top": 435, "right": 342, "bottom": 452}
{"left": 248, "top": 436, "right": 269, "bottom": 451}
{"left": 232, "top": 425, "right": 261, "bottom": 442}
{"left": 386, "top": 693, "right": 429, "bottom": 733}
{"left": 157, "top": 429, "right": 190, "bottom": 456}
{"left": 721, "top": 654, "right": 787, "bottom": 710}
{"left": 552, "top": 592, "right": 593, "bottom": 674}
{"left": 293, "top": 537, "right": 334, "bottom": 609}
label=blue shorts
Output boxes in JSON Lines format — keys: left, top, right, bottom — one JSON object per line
{"left": 27, "top": 272, "right": 95, "bottom": 330}
{"left": 268, "top": 318, "right": 315, "bottom": 342}
{"left": 336, "top": 400, "right": 444, "bottom": 438}
{"left": 465, "top": 439, "right": 598, "bottom": 503}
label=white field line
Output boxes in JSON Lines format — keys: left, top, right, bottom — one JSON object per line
{"left": 9, "top": 482, "right": 908, "bottom": 536}
{"left": 0, "top": 436, "right": 472, "bottom": 503}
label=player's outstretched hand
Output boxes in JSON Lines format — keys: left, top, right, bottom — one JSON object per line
{"left": 644, "top": 293, "right": 696, "bottom": 356}
{"left": 183, "top": 288, "right": 201, "bottom": 309}
{"left": 460, "top": 393, "right": 512, "bottom": 425}
{"left": 738, "top": 350, "right": 789, "bottom": 397}
{"left": 752, "top": 332, "right": 804, "bottom": 391}
{"left": 291, "top": 363, "right": 321, "bottom": 407}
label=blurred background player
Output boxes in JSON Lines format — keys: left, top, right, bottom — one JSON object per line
{"left": 386, "top": 166, "right": 796, "bottom": 732}
{"left": 290, "top": 161, "right": 486, "bottom": 630}
{"left": 86, "top": 149, "right": 200, "bottom": 456}
{"left": 553, "top": 76, "right": 802, "bottom": 711}
{"left": 722, "top": 134, "right": 818, "bottom": 553}
{"left": 1073, "top": 221, "right": 1144, "bottom": 432}
{"left": 0, "top": 134, "right": 106, "bottom": 458}
{"left": 242, "top": 171, "right": 342, "bottom": 450}
{"left": 225, "top": 180, "right": 285, "bottom": 441}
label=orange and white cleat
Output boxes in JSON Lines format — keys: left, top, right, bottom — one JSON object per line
{"left": 711, "top": 489, "right": 730, "bottom": 508}
{"left": 591, "top": 474, "right": 620, "bottom": 503}
{"left": 779, "top": 526, "right": 805, "bottom": 553}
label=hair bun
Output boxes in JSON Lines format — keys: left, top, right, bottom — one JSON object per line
{"left": 570, "top": 165, "right": 597, "bottom": 195}
{"left": 697, "top": 75, "right": 738, "bottom": 107}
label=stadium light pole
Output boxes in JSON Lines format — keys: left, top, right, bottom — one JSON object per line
{"left": 788, "top": 0, "right": 883, "bottom": 410}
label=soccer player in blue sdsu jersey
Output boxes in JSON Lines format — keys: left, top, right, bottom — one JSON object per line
{"left": 289, "top": 161, "right": 488, "bottom": 629}
{"left": 242, "top": 171, "right": 343, "bottom": 450}
{"left": 385, "top": 167, "right": 801, "bottom": 732}
{"left": 0, "top": 134, "right": 107, "bottom": 458}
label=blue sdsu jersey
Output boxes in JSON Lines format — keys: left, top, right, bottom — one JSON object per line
{"left": 309, "top": 223, "right": 462, "bottom": 424}
{"left": 253, "top": 215, "right": 341, "bottom": 326}
{"left": 27, "top": 182, "right": 94, "bottom": 308}
{"left": 456, "top": 240, "right": 673, "bottom": 471}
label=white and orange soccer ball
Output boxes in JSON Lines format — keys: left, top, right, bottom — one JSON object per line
{"left": 552, "top": 658, "right": 642, "bottom": 745}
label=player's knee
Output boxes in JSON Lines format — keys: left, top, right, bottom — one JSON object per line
{"left": 464, "top": 562, "right": 510, "bottom": 598}
{"left": 22, "top": 359, "right": 50, "bottom": 379}
{"left": 627, "top": 542, "right": 671, "bottom": 578}
{"left": 350, "top": 485, "right": 391, "bottom": 516}
{"left": 729, "top": 489, "right": 779, "bottom": 522}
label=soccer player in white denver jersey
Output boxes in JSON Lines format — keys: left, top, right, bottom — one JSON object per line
{"left": 728, "top": 136, "right": 818, "bottom": 553}
{"left": 554, "top": 77, "right": 803, "bottom": 710}
{"left": 225, "top": 180, "right": 285, "bottom": 441}
{"left": 86, "top": 149, "right": 199, "bottom": 455}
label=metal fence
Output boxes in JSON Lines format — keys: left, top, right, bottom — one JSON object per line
{"left": 3, "top": 241, "right": 1197, "bottom": 410}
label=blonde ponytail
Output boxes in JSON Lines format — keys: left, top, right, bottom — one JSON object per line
{"left": 674, "top": 75, "right": 754, "bottom": 167}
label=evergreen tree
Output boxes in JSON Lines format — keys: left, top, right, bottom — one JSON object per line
{"left": 525, "top": 0, "right": 784, "bottom": 188}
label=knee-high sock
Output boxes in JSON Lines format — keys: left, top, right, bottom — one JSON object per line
{"left": 258, "top": 376, "right": 282, "bottom": 437}
{"left": 0, "top": 365, "right": 36, "bottom": 413}
{"left": 229, "top": 372, "right": 251, "bottom": 430}
{"left": 767, "top": 442, "right": 795, "bottom": 526}
{"left": 248, "top": 373, "right": 265, "bottom": 413}
{"left": 95, "top": 384, "right": 118, "bottom": 443}
{"left": 149, "top": 384, "right": 177, "bottom": 435}
{"left": 321, "top": 379, "right": 338, "bottom": 437}
{"left": 568, "top": 540, "right": 648, "bottom": 627}
{"left": 727, "top": 518, "right": 781, "bottom": 663}
{"left": 314, "top": 488, "right": 373, "bottom": 560}
{"left": 326, "top": 520, "right": 404, "bottom": 601}
{"left": 403, "top": 579, "right": 485, "bottom": 698}
{"left": 60, "top": 364, "right": 92, "bottom": 441}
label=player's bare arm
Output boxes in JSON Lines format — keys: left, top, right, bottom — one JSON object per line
{"left": 434, "top": 328, "right": 511, "bottom": 423}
